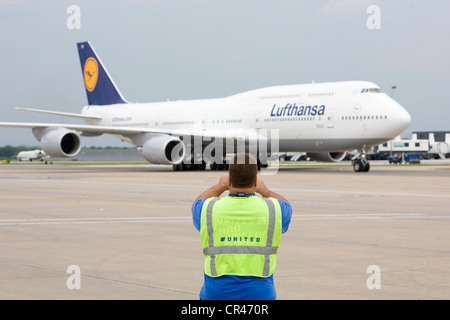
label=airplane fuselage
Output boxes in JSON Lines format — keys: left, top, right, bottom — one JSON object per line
{"left": 81, "top": 81, "right": 411, "bottom": 153}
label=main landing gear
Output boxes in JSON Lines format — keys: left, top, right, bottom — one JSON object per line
{"left": 353, "top": 145, "right": 371, "bottom": 172}
{"left": 172, "top": 160, "right": 206, "bottom": 171}
{"left": 172, "top": 156, "right": 267, "bottom": 171}
{"left": 172, "top": 160, "right": 227, "bottom": 171}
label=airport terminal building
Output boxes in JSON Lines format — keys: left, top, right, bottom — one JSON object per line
{"left": 373, "top": 131, "right": 450, "bottom": 160}
{"left": 413, "top": 131, "right": 450, "bottom": 143}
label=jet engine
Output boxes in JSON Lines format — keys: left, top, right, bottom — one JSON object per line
{"left": 32, "top": 127, "right": 81, "bottom": 158}
{"left": 141, "top": 134, "right": 185, "bottom": 165}
{"left": 307, "top": 152, "right": 347, "bottom": 162}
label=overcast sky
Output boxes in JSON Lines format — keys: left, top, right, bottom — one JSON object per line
{"left": 1, "top": 0, "right": 449, "bottom": 147}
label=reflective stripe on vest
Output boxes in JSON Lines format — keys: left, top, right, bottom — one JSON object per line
{"left": 203, "top": 197, "right": 278, "bottom": 277}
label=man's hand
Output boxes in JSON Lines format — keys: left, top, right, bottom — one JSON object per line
{"left": 218, "top": 174, "right": 230, "bottom": 192}
{"left": 193, "top": 174, "right": 230, "bottom": 202}
{"left": 255, "top": 176, "right": 268, "bottom": 194}
{"left": 255, "top": 175, "right": 290, "bottom": 204}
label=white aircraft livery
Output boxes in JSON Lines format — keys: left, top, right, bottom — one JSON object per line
{"left": 0, "top": 41, "right": 411, "bottom": 172}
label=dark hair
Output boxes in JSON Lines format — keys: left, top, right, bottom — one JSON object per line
{"left": 229, "top": 153, "right": 257, "bottom": 188}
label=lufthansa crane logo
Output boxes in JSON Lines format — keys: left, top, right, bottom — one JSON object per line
{"left": 83, "top": 57, "right": 99, "bottom": 92}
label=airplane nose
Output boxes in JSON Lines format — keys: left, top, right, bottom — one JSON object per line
{"left": 398, "top": 104, "right": 411, "bottom": 130}
{"left": 399, "top": 106, "right": 411, "bottom": 129}
{"left": 392, "top": 101, "right": 411, "bottom": 134}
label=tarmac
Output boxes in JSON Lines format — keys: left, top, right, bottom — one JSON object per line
{"left": 0, "top": 161, "right": 449, "bottom": 300}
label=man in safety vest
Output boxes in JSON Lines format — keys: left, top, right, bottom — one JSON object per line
{"left": 192, "top": 153, "right": 292, "bottom": 300}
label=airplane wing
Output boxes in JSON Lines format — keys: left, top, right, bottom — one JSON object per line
{"left": 0, "top": 121, "right": 271, "bottom": 166}
{"left": 0, "top": 122, "right": 260, "bottom": 140}
{"left": 13, "top": 107, "right": 102, "bottom": 120}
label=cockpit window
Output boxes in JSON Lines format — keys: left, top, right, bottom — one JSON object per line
{"left": 361, "top": 88, "right": 381, "bottom": 93}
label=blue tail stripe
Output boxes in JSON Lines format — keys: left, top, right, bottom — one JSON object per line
{"left": 77, "top": 41, "right": 127, "bottom": 106}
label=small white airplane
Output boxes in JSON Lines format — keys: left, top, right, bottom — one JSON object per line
{"left": 0, "top": 41, "right": 411, "bottom": 172}
{"left": 16, "top": 149, "right": 49, "bottom": 162}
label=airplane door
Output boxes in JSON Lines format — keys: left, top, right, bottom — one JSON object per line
{"left": 255, "top": 116, "right": 262, "bottom": 130}
{"left": 255, "top": 104, "right": 264, "bottom": 130}
{"left": 327, "top": 109, "right": 335, "bottom": 128}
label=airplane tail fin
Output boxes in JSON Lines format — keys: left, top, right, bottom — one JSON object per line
{"left": 77, "top": 41, "right": 127, "bottom": 106}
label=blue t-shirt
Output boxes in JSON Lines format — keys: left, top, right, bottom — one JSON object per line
{"left": 192, "top": 195, "right": 292, "bottom": 300}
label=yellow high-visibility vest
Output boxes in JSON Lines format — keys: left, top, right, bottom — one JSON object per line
{"left": 200, "top": 196, "right": 282, "bottom": 278}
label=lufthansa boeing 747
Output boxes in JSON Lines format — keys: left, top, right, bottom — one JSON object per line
{"left": 0, "top": 41, "right": 411, "bottom": 172}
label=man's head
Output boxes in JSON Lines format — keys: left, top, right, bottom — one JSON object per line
{"left": 229, "top": 153, "right": 258, "bottom": 189}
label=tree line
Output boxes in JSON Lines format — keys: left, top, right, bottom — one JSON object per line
{"left": 0, "top": 145, "right": 133, "bottom": 158}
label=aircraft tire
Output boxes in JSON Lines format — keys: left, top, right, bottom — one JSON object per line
{"left": 363, "top": 162, "right": 370, "bottom": 172}
{"left": 353, "top": 160, "right": 363, "bottom": 172}
{"left": 353, "top": 160, "right": 370, "bottom": 172}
